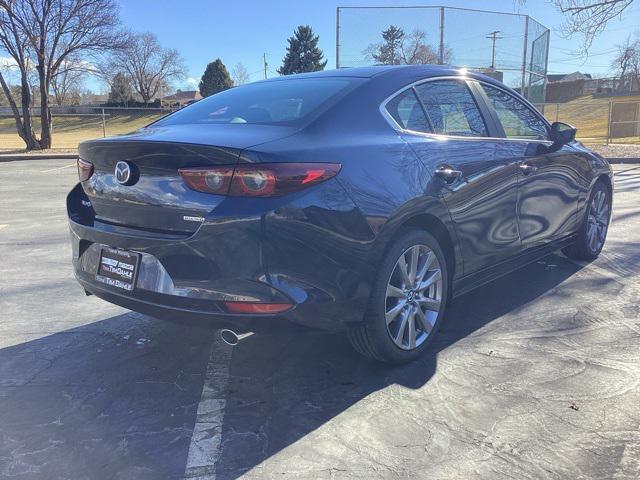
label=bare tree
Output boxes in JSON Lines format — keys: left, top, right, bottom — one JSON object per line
{"left": 0, "top": 0, "right": 124, "bottom": 149}
{"left": 51, "top": 57, "right": 85, "bottom": 106}
{"left": 364, "top": 27, "right": 452, "bottom": 66}
{"left": 612, "top": 34, "right": 640, "bottom": 91}
{"left": 232, "top": 62, "right": 250, "bottom": 85}
{"left": 521, "top": 0, "right": 635, "bottom": 52}
{"left": 402, "top": 30, "right": 452, "bottom": 65}
{"left": 110, "top": 32, "right": 185, "bottom": 105}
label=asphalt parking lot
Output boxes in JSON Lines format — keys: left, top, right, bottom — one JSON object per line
{"left": 1, "top": 159, "right": 639, "bottom": 480}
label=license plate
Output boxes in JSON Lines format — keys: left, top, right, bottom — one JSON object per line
{"left": 96, "top": 247, "right": 140, "bottom": 291}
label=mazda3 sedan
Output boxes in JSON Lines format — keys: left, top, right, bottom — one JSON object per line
{"left": 68, "top": 65, "right": 612, "bottom": 363}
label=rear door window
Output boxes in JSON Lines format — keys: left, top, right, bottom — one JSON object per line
{"left": 385, "top": 89, "right": 430, "bottom": 133}
{"left": 414, "top": 80, "right": 488, "bottom": 137}
{"left": 481, "top": 84, "right": 549, "bottom": 140}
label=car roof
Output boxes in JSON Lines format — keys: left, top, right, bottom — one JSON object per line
{"left": 262, "top": 64, "right": 507, "bottom": 89}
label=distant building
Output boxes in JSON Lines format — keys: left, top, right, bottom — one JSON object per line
{"left": 546, "top": 72, "right": 592, "bottom": 83}
{"left": 81, "top": 93, "right": 108, "bottom": 106}
{"left": 475, "top": 68, "right": 503, "bottom": 83}
{"left": 163, "top": 90, "right": 202, "bottom": 106}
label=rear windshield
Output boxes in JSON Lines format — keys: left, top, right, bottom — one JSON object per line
{"left": 155, "top": 77, "right": 363, "bottom": 127}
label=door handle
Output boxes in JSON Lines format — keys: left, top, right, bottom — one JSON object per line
{"left": 519, "top": 162, "right": 538, "bottom": 175}
{"left": 434, "top": 164, "right": 463, "bottom": 183}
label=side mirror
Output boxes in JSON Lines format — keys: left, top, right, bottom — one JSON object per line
{"left": 550, "top": 122, "right": 577, "bottom": 147}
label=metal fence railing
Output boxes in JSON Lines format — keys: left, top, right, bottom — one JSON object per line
{"left": 536, "top": 99, "right": 640, "bottom": 145}
{"left": 1, "top": 101, "right": 639, "bottom": 150}
{"left": 0, "top": 107, "right": 169, "bottom": 150}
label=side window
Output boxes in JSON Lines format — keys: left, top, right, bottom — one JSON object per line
{"left": 385, "top": 89, "right": 430, "bottom": 133}
{"left": 482, "top": 84, "right": 549, "bottom": 140}
{"left": 414, "top": 80, "right": 487, "bottom": 137}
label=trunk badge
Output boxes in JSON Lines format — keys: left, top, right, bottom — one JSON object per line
{"left": 115, "top": 161, "right": 135, "bottom": 185}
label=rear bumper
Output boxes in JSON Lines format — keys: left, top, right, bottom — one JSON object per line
{"left": 76, "top": 275, "right": 308, "bottom": 334}
{"left": 67, "top": 181, "right": 375, "bottom": 332}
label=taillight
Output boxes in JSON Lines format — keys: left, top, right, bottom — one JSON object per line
{"left": 224, "top": 301, "right": 293, "bottom": 314}
{"left": 179, "top": 163, "right": 341, "bottom": 197}
{"left": 77, "top": 158, "right": 93, "bottom": 182}
{"left": 178, "top": 166, "right": 234, "bottom": 195}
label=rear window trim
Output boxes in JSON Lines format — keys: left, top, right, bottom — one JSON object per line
{"left": 380, "top": 75, "right": 548, "bottom": 143}
{"left": 381, "top": 76, "right": 493, "bottom": 139}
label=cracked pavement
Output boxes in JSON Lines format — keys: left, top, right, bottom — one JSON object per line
{"left": 1, "top": 160, "right": 639, "bottom": 479}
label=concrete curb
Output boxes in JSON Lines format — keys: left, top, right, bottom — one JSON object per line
{"left": 607, "top": 157, "right": 640, "bottom": 164}
{"left": 0, "top": 153, "right": 77, "bottom": 162}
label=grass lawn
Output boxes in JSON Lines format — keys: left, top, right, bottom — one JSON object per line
{"left": 538, "top": 94, "right": 640, "bottom": 144}
{"left": 0, "top": 113, "right": 165, "bottom": 150}
{"left": 1, "top": 97, "right": 638, "bottom": 151}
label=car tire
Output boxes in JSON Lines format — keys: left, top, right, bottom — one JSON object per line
{"left": 563, "top": 181, "right": 611, "bottom": 261}
{"left": 347, "top": 229, "right": 449, "bottom": 364}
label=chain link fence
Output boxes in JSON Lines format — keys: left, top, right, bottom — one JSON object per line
{"left": 1, "top": 101, "right": 638, "bottom": 150}
{"left": 336, "top": 5, "right": 550, "bottom": 103}
{"left": 536, "top": 99, "right": 640, "bottom": 145}
{"left": 0, "top": 107, "right": 168, "bottom": 150}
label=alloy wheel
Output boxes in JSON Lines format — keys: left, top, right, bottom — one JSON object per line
{"left": 385, "top": 244, "right": 442, "bottom": 350}
{"left": 587, "top": 190, "right": 609, "bottom": 253}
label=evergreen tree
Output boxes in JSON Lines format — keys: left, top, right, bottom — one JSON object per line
{"left": 372, "top": 26, "right": 405, "bottom": 65}
{"left": 199, "top": 59, "right": 234, "bottom": 97}
{"left": 278, "top": 25, "right": 327, "bottom": 75}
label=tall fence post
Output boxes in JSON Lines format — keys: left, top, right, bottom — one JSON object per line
{"left": 101, "top": 108, "right": 106, "bottom": 138}
{"left": 606, "top": 100, "right": 613, "bottom": 145}
{"left": 521, "top": 16, "right": 529, "bottom": 97}
{"left": 335, "top": 7, "right": 340, "bottom": 69}
{"left": 438, "top": 7, "right": 445, "bottom": 65}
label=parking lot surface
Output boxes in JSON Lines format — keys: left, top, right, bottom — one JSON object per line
{"left": 1, "top": 159, "right": 639, "bottom": 480}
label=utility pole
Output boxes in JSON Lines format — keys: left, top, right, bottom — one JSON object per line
{"left": 486, "top": 30, "right": 503, "bottom": 70}
{"left": 263, "top": 53, "right": 268, "bottom": 80}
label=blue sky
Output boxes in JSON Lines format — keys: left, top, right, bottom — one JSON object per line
{"left": 114, "top": 0, "right": 640, "bottom": 92}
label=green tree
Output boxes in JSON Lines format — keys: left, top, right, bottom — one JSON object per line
{"left": 371, "top": 25, "right": 405, "bottom": 65}
{"left": 199, "top": 59, "right": 233, "bottom": 97}
{"left": 278, "top": 25, "right": 327, "bottom": 75}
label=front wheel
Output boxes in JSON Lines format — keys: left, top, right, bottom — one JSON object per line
{"left": 563, "top": 181, "right": 611, "bottom": 261}
{"left": 347, "top": 229, "right": 449, "bottom": 364}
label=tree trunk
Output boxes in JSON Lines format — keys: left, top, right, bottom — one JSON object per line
{"left": 37, "top": 64, "right": 52, "bottom": 150}
{"left": 20, "top": 79, "right": 41, "bottom": 151}
{"left": 0, "top": 71, "right": 40, "bottom": 150}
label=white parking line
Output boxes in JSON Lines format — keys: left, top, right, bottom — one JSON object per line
{"left": 183, "top": 336, "right": 233, "bottom": 480}
{"left": 40, "top": 163, "right": 75, "bottom": 173}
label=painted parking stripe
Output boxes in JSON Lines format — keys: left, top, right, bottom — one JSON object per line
{"left": 40, "top": 163, "right": 75, "bottom": 173}
{"left": 183, "top": 336, "right": 233, "bottom": 480}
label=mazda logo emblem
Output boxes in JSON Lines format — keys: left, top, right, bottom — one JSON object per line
{"left": 115, "top": 161, "right": 133, "bottom": 185}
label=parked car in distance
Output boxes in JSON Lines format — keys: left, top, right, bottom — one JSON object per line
{"left": 68, "top": 65, "right": 612, "bottom": 363}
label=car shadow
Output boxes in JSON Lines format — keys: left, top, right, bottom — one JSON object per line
{"left": 0, "top": 253, "right": 586, "bottom": 479}
{"left": 0, "top": 312, "right": 218, "bottom": 480}
{"left": 214, "top": 253, "right": 584, "bottom": 479}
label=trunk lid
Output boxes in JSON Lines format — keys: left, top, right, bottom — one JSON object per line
{"left": 78, "top": 124, "right": 296, "bottom": 234}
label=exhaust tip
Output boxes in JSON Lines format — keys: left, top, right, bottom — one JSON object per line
{"left": 220, "top": 329, "right": 240, "bottom": 346}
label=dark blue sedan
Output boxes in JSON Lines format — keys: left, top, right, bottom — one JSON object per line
{"left": 68, "top": 65, "right": 612, "bottom": 363}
